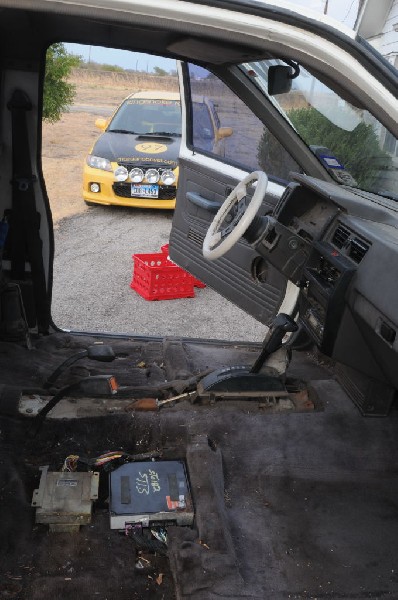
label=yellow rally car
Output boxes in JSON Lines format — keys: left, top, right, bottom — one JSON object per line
{"left": 83, "top": 91, "right": 182, "bottom": 209}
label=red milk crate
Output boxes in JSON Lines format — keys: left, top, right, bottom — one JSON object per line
{"left": 160, "top": 244, "right": 206, "bottom": 289}
{"left": 130, "top": 252, "right": 195, "bottom": 301}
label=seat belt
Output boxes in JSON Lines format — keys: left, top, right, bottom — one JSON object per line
{"left": 7, "top": 89, "right": 50, "bottom": 334}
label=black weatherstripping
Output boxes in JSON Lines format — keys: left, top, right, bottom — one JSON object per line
{"left": 7, "top": 90, "right": 51, "bottom": 334}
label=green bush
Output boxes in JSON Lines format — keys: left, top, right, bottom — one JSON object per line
{"left": 153, "top": 66, "right": 169, "bottom": 76}
{"left": 257, "top": 106, "right": 391, "bottom": 189}
{"left": 256, "top": 127, "right": 299, "bottom": 181}
{"left": 43, "top": 44, "right": 81, "bottom": 123}
{"left": 288, "top": 107, "right": 391, "bottom": 189}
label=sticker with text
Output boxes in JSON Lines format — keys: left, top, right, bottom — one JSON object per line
{"left": 135, "top": 469, "right": 161, "bottom": 495}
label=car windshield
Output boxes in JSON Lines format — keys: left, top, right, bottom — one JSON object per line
{"left": 108, "top": 98, "right": 182, "bottom": 136}
{"left": 241, "top": 60, "right": 398, "bottom": 201}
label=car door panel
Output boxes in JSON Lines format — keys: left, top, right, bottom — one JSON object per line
{"left": 170, "top": 157, "right": 288, "bottom": 325}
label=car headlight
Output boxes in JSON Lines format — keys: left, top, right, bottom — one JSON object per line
{"left": 86, "top": 155, "right": 113, "bottom": 171}
{"left": 160, "top": 169, "right": 176, "bottom": 185}
{"left": 145, "top": 168, "right": 160, "bottom": 184}
{"left": 129, "top": 168, "right": 144, "bottom": 183}
{"left": 114, "top": 166, "right": 129, "bottom": 182}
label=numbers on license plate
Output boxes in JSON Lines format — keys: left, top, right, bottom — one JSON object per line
{"left": 131, "top": 184, "right": 159, "bottom": 198}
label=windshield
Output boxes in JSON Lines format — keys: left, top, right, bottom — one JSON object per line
{"left": 108, "top": 98, "right": 181, "bottom": 136}
{"left": 241, "top": 60, "right": 398, "bottom": 201}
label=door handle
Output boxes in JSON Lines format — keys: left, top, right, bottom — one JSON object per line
{"left": 186, "top": 191, "right": 221, "bottom": 214}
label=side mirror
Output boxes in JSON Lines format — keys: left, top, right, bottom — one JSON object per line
{"left": 268, "top": 63, "right": 300, "bottom": 96}
{"left": 217, "top": 127, "right": 233, "bottom": 140}
{"left": 95, "top": 117, "right": 108, "bottom": 131}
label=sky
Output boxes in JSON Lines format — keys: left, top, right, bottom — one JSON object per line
{"left": 290, "top": 0, "right": 359, "bottom": 26}
{"left": 66, "top": 0, "right": 360, "bottom": 73}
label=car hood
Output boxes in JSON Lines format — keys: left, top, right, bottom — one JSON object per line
{"left": 92, "top": 131, "right": 180, "bottom": 168}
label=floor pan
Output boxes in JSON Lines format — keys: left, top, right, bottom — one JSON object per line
{"left": 1, "top": 333, "right": 398, "bottom": 599}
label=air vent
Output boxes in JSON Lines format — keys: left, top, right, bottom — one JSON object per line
{"left": 188, "top": 228, "right": 204, "bottom": 246}
{"left": 348, "top": 238, "right": 370, "bottom": 263}
{"left": 332, "top": 224, "right": 350, "bottom": 249}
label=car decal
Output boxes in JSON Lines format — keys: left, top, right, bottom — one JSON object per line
{"left": 134, "top": 142, "right": 168, "bottom": 154}
{"left": 92, "top": 133, "right": 180, "bottom": 167}
{"left": 117, "top": 156, "right": 177, "bottom": 166}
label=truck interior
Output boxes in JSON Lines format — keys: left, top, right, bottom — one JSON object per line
{"left": 0, "top": 1, "right": 398, "bottom": 599}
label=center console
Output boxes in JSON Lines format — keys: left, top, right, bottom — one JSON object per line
{"left": 298, "top": 241, "right": 356, "bottom": 355}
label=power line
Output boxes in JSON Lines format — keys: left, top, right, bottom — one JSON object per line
{"left": 342, "top": 0, "right": 356, "bottom": 23}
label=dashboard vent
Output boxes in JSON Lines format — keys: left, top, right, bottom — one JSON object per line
{"left": 332, "top": 224, "right": 350, "bottom": 249}
{"left": 331, "top": 223, "right": 371, "bottom": 264}
{"left": 348, "top": 238, "right": 370, "bottom": 263}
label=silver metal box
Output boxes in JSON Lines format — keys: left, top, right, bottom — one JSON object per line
{"left": 32, "top": 465, "right": 99, "bottom": 532}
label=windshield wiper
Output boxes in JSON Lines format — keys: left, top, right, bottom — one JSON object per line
{"left": 108, "top": 129, "right": 137, "bottom": 134}
{"left": 140, "top": 132, "right": 182, "bottom": 137}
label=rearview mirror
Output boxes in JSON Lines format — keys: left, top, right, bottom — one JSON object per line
{"left": 268, "top": 64, "right": 299, "bottom": 96}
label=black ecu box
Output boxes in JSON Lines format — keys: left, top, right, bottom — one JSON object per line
{"left": 109, "top": 460, "right": 193, "bottom": 529}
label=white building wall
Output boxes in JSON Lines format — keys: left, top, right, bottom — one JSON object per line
{"left": 379, "top": 0, "right": 398, "bottom": 64}
{"left": 355, "top": 0, "right": 398, "bottom": 193}
{"left": 358, "top": 0, "right": 398, "bottom": 65}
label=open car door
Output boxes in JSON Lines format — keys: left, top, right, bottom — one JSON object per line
{"left": 169, "top": 62, "right": 301, "bottom": 325}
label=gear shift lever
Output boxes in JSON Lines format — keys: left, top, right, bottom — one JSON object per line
{"left": 197, "top": 313, "right": 298, "bottom": 401}
{"left": 250, "top": 313, "right": 298, "bottom": 374}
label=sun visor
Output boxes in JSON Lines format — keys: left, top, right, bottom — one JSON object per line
{"left": 167, "top": 37, "right": 260, "bottom": 65}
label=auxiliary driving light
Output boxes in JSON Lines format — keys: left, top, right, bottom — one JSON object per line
{"left": 145, "top": 168, "right": 160, "bottom": 184}
{"left": 114, "top": 166, "right": 128, "bottom": 182}
{"left": 90, "top": 183, "right": 100, "bottom": 193}
{"left": 160, "top": 169, "right": 176, "bottom": 185}
{"left": 129, "top": 168, "right": 144, "bottom": 183}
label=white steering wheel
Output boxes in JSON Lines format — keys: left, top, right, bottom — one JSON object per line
{"left": 203, "top": 171, "right": 268, "bottom": 260}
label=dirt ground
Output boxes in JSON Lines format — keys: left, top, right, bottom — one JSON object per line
{"left": 42, "top": 73, "right": 142, "bottom": 223}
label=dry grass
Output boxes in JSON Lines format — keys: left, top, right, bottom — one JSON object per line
{"left": 42, "top": 112, "right": 98, "bottom": 223}
{"left": 42, "top": 71, "right": 178, "bottom": 223}
{"left": 71, "top": 69, "right": 178, "bottom": 101}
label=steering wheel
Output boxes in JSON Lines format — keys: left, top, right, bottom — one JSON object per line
{"left": 203, "top": 171, "right": 268, "bottom": 260}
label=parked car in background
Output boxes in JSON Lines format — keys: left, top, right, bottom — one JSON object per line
{"left": 83, "top": 90, "right": 232, "bottom": 209}
{"left": 83, "top": 91, "right": 182, "bottom": 209}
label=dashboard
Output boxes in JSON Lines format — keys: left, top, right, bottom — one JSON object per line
{"left": 251, "top": 174, "right": 398, "bottom": 413}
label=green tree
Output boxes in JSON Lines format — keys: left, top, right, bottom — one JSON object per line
{"left": 43, "top": 43, "right": 81, "bottom": 123}
{"left": 257, "top": 106, "right": 391, "bottom": 189}
{"left": 287, "top": 107, "right": 391, "bottom": 189}
{"left": 101, "top": 63, "right": 125, "bottom": 72}
{"left": 153, "top": 66, "right": 168, "bottom": 76}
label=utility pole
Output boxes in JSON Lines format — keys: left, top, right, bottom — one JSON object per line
{"left": 324, "top": 0, "right": 329, "bottom": 14}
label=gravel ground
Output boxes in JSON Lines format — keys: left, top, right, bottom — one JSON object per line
{"left": 52, "top": 205, "right": 265, "bottom": 342}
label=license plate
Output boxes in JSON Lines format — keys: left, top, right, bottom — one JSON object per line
{"left": 131, "top": 184, "right": 159, "bottom": 198}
